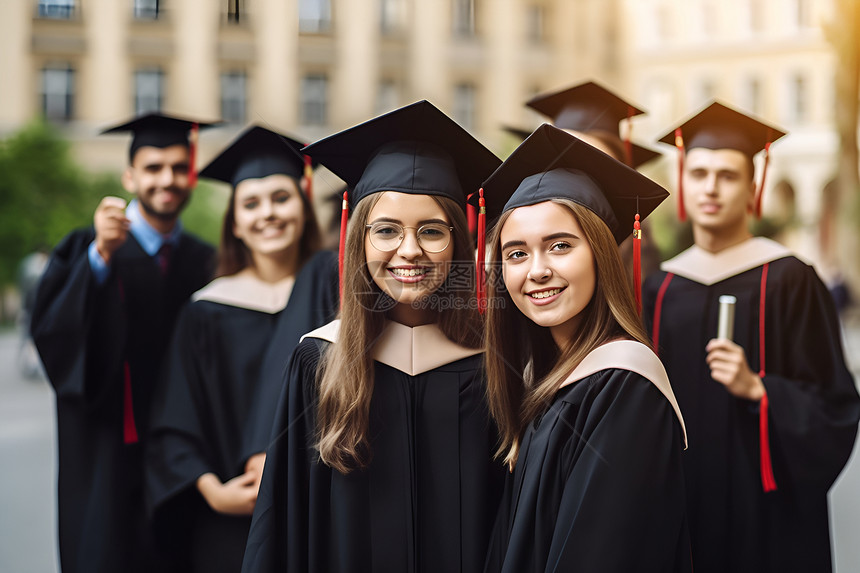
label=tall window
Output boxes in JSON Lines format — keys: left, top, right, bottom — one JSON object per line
{"left": 299, "top": 0, "right": 332, "bottom": 33}
{"left": 37, "top": 0, "right": 75, "bottom": 19}
{"left": 794, "top": 0, "right": 812, "bottom": 29}
{"left": 301, "top": 74, "right": 328, "bottom": 125}
{"left": 745, "top": 77, "right": 762, "bottom": 115}
{"left": 376, "top": 80, "right": 399, "bottom": 114}
{"left": 380, "top": 0, "right": 404, "bottom": 35}
{"left": 453, "top": 0, "right": 475, "bottom": 37}
{"left": 135, "top": 68, "right": 164, "bottom": 115}
{"left": 453, "top": 83, "right": 476, "bottom": 130}
{"left": 526, "top": 5, "right": 545, "bottom": 44}
{"left": 134, "top": 0, "right": 161, "bottom": 20}
{"left": 226, "top": 0, "right": 245, "bottom": 23}
{"left": 41, "top": 65, "right": 75, "bottom": 121}
{"left": 221, "top": 71, "right": 247, "bottom": 124}
{"left": 747, "top": 0, "right": 762, "bottom": 33}
{"left": 790, "top": 74, "right": 808, "bottom": 123}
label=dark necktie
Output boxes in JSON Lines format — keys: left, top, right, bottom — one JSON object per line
{"left": 158, "top": 242, "right": 172, "bottom": 276}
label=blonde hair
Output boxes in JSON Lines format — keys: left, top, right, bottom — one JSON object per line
{"left": 484, "top": 198, "right": 651, "bottom": 467}
{"left": 316, "top": 193, "right": 483, "bottom": 474}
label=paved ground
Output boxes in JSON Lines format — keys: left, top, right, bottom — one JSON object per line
{"left": 1, "top": 315, "right": 859, "bottom": 572}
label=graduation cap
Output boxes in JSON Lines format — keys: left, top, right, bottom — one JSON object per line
{"left": 301, "top": 100, "right": 502, "bottom": 297}
{"left": 525, "top": 81, "right": 661, "bottom": 169}
{"left": 198, "top": 125, "right": 319, "bottom": 199}
{"left": 475, "top": 123, "right": 669, "bottom": 312}
{"left": 101, "top": 113, "right": 218, "bottom": 188}
{"left": 657, "top": 101, "right": 787, "bottom": 220}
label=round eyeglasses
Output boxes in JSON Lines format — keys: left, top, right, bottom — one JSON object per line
{"left": 365, "top": 222, "right": 454, "bottom": 253}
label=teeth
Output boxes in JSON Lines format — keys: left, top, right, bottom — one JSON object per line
{"left": 391, "top": 268, "right": 427, "bottom": 277}
{"left": 529, "top": 288, "right": 561, "bottom": 299}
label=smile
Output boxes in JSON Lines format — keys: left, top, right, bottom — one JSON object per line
{"left": 388, "top": 266, "right": 430, "bottom": 283}
{"left": 527, "top": 287, "right": 564, "bottom": 300}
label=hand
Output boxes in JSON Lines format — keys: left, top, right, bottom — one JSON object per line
{"left": 93, "top": 196, "right": 130, "bottom": 265}
{"left": 705, "top": 338, "right": 765, "bottom": 402}
{"left": 245, "top": 452, "right": 266, "bottom": 489}
{"left": 196, "top": 471, "right": 259, "bottom": 516}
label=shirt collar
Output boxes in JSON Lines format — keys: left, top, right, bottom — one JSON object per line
{"left": 126, "top": 199, "right": 183, "bottom": 257}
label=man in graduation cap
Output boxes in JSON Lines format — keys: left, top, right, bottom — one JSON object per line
{"left": 30, "top": 113, "right": 217, "bottom": 573}
{"left": 642, "top": 102, "right": 860, "bottom": 573}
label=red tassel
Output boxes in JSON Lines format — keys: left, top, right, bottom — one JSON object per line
{"left": 633, "top": 213, "right": 642, "bottom": 315}
{"left": 624, "top": 106, "right": 634, "bottom": 167}
{"left": 674, "top": 128, "right": 686, "bottom": 222}
{"left": 187, "top": 122, "right": 199, "bottom": 189}
{"left": 476, "top": 188, "right": 487, "bottom": 314}
{"left": 302, "top": 154, "right": 314, "bottom": 202}
{"left": 338, "top": 191, "right": 348, "bottom": 306}
{"left": 754, "top": 141, "right": 772, "bottom": 219}
{"left": 122, "top": 361, "right": 139, "bottom": 444}
{"left": 467, "top": 195, "right": 477, "bottom": 235}
{"left": 758, "top": 262, "right": 776, "bottom": 492}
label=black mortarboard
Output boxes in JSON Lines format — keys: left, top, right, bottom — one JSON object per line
{"left": 301, "top": 100, "right": 501, "bottom": 211}
{"left": 198, "top": 125, "right": 316, "bottom": 188}
{"left": 657, "top": 101, "right": 787, "bottom": 220}
{"left": 524, "top": 81, "right": 661, "bottom": 169}
{"left": 657, "top": 101, "right": 787, "bottom": 158}
{"left": 478, "top": 123, "right": 668, "bottom": 245}
{"left": 100, "top": 113, "right": 217, "bottom": 162}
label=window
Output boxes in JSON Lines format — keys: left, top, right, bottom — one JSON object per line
{"left": 41, "top": 65, "right": 75, "bottom": 121}
{"left": 795, "top": 0, "right": 812, "bottom": 29}
{"left": 453, "top": 83, "right": 476, "bottom": 130}
{"left": 299, "top": 0, "right": 331, "bottom": 33}
{"left": 226, "top": 0, "right": 245, "bottom": 23}
{"left": 526, "top": 5, "right": 545, "bottom": 44}
{"left": 37, "top": 0, "right": 75, "bottom": 19}
{"left": 376, "top": 80, "right": 399, "bottom": 114}
{"left": 134, "top": 0, "right": 160, "bottom": 19}
{"left": 745, "top": 77, "right": 762, "bottom": 115}
{"left": 135, "top": 68, "right": 164, "bottom": 115}
{"left": 301, "top": 74, "right": 328, "bottom": 125}
{"left": 221, "top": 71, "right": 247, "bottom": 124}
{"left": 453, "top": 0, "right": 475, "bottom": 37}
{"left": 790, "top": 74, "right": 807, "bottom": 123}
{"left": 380, "top": 0, "right": 405, "bottom": 34}
{"left": 747, "top": 0, "right": 762, "bottom": 33}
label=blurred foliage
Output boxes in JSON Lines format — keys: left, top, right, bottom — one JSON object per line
{"left": 0, "top": 120, "right": 228, "bottom": 289}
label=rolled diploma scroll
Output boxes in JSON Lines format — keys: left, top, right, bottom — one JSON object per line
{"left": 717, "top": 295, "right": 737, "bottom": 341}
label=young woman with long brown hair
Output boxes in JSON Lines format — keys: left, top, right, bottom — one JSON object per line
{"left": 240, "top": 101, "right": 506, "bottom": 573}
{"left": 146, "top": 126, "right": 338, "bottom": 572}
{"left": 480, "top": 125, "right": 690, "bottom": 573}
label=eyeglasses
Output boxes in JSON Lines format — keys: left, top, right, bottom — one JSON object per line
{"left": 365, "top": 222, "right": 454, "bottom": 253}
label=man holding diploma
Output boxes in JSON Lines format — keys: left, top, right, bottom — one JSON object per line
{"left": 643, "top": 102, "right": 860, "bottom": 573}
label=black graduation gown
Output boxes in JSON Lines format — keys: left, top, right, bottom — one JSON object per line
{"left": 484, "top": 343, "right": 691, "bottom": 573}
{"left": 30, "top": 227, "right": 214, "bottom": 573}
{"left": 642, "top": 239, "right": 860, "bottom": 573}
{"left": 241, "top": 323, "right": 506, "bottom": 573}
{"left": 145, "top": 251, "right": 339, "bottom": 572}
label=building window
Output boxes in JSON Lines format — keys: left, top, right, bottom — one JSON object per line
{"left": 41, "top": 65, "right": 75, "bottom": 121}
{"left": 453, "top": 0, "right": 475, "bottom": 37}
{"left": 747, "top": 0, "right": 762, "bottom": 33}
{"left": 790, "top": 74, "right": 807, "bottom": 123}
{"left": 135, "top": 68, "right": 164, "bottom": 115}
{"left": 376, "top": 80, "right": 399, "bottom": 114}
{"left": 226, "top": 0, "right": 245, "bottom": 23}
{"left": 134, "top": 0, "right": 160, "bottom": 19}
{"left": 380, "top": 0, "right": 404, "bottom": 35}
{"left": 301, "top": 74, "right": 328, "bottom": 125}
{"left": 526, "top": 5, "right": 545, "bottom": 44}
{"left": 221, "top": 71, "right": 247, "bottom": 124}
{"left": 37, "top": 0, "right": 75, "bottom": 19}
{"left": 453, "top": 83, "right": 476, "bottom": 130}
{"left": 795, "top": 0, "right": 812, "bottom": 29}
{"left": 745, "top": 77, "right": 762, "bottom": 115}
{"left": 299, "top": 0, "right": 331, "bottom": 33}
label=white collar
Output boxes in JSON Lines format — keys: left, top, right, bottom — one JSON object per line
{"left": 301, "top": 319, "right": 482, "bottom": 376}
{"left": 560, "top": 340, "right": 687, "bottom": 448}
{"left": 661, "top": 237, "right": 792, "bottom": 286}
{"left": 192, "top": 269, "right": 295, "bottom": 314}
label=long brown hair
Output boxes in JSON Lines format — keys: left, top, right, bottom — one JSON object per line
{"left": 484, "top": 198, "right": 651, "bottom": 467}
{"left": 215, "top": 176, "right": 322, "bottom": 277}
{"left": 316, "top": 193, "right": 483, "bottom": 474}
